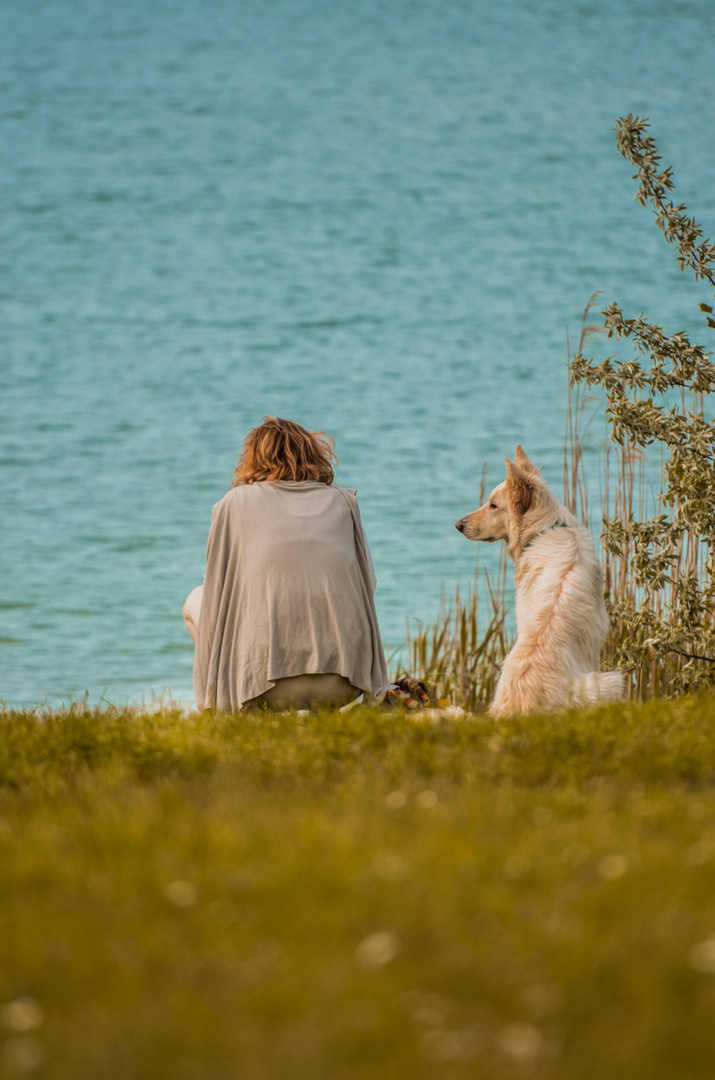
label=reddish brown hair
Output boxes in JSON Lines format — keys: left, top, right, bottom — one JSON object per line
{"left": 231, "top": 417, "right": 336, "bottom": 487}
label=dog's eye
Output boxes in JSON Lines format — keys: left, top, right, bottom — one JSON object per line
{"left": 490, "top": 502, "right": 497, "bottom": 509}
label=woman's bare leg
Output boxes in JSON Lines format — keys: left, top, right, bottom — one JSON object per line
{"left": 182, "top": 585, "right": 204, "bottom": 644}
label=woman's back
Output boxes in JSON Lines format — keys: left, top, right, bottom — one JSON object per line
{"left": 232, "top": 481, "right": 362, "bottom": 582}
{"left": 193, "top": 479, "right": 386, "bottom": 710}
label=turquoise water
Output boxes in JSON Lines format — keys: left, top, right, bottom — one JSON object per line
{"left": 2, "top": 0, "right": 714, "bottom": 706}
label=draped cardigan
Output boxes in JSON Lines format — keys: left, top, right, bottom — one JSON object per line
{"left": 193, "top": 480, "right": 388, "bottom": 710}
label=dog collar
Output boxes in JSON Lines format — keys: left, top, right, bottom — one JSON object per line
{"left": 522, "top": 520, "right": 571, "bottom": 551}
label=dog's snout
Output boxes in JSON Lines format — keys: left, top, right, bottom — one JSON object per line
{"left": 455, "top": 518, "right": 466, "bottom": 533}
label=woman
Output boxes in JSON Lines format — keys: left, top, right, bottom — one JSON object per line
{"left": 183, "top": 417, "right": 389, "bottom": 711}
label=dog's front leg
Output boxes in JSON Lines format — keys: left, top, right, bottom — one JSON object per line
{"left": 489, "top": 643, "right": 543, "bottom": 717}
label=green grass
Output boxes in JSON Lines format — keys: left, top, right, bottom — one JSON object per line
{"left": 2, "top": 699, "right": 715, "bottom": 1079}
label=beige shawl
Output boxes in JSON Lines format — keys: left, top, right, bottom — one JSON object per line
{"left": 193, "top": 481, "right": 388, "bottom": 710}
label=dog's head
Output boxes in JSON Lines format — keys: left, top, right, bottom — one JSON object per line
{"left": 455, "top": 444, "right": 540, "bottom": 544}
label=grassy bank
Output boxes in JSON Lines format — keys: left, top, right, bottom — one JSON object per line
{"left": 2, "top": 699, "right": 715, "bottom": 1078}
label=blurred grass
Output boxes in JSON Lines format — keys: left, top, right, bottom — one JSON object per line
{"left": 2, "top": 699, "right": 715, "bottom": 1078}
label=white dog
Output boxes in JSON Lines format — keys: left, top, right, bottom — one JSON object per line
{"left": 455, "top": 445, "right": 624, "bottom": 716}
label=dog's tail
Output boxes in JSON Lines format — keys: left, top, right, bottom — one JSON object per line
{"left": 574, "top": 670, "right": 625, "bottom": 705}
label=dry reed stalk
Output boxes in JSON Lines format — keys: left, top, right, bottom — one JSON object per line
{"left": 396, "top": 552, "right": 509, "bottom": 711}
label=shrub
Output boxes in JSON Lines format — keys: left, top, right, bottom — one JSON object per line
{"left": 570, "top": 115, "right": 715, "bottom": 697}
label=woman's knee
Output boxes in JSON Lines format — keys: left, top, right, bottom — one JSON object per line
{"left": 182, "top": 585, "right": 204, "bottom": 643}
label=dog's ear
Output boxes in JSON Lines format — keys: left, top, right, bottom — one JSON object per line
{"left": 514, "top": 444, "right": 536, "bottom": 474}
{"left": 505, "top": 458, "right": 535, "bottom": 517}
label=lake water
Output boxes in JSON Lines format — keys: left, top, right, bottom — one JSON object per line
{"left": 2, "top": 0, "right": 715, "bottom": 707}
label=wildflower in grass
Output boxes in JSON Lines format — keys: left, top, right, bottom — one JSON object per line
{"left": 1, "top": 1036, "right": 45, "bottom": 1074}
{"left": 0, "top": 998, "right": 44, "bottom": 1033}
{"left": 355, "top": 931, "right": 401, "bottom": 970}
{"left": 164, "top": 880, "right": 197, "bottom": 907}
{"left": 495, "top": 1022, "right": 544, "bottom": 1064}
{"left": 598, "top": 853, "right": 629, "bottom": 880}
{"left": 689, "top": 937, "right": 715, "bottom": 973}
{"left": 416, "top": 789, "right": 438, "bottom": 809}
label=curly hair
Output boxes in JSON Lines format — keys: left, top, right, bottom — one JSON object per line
{"left": 231, "top": 417, "right": 336, "bottom": 487}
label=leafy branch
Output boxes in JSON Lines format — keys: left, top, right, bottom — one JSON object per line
{"left": 570, "top": 116, "right": 715, "bottom": 690}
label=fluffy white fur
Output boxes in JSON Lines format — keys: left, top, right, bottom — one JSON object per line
{"left": 455, "top": 444, "right": 624, "bottom": 716}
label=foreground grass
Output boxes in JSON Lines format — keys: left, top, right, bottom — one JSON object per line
{"left": 2, "top": 700, "right": 715, "bottom": 1078}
